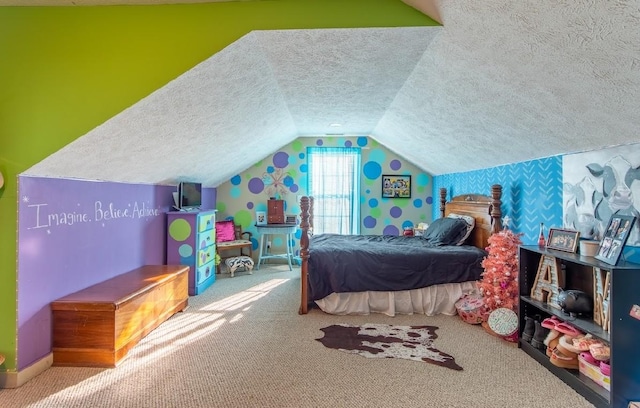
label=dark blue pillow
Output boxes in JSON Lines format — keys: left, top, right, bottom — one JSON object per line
{"left": 422, "top": 217, "right": 469, "bottom": 246}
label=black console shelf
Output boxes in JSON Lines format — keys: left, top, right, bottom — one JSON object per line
{"left": 518, "top": 245, "right": 640, "bottom": 408}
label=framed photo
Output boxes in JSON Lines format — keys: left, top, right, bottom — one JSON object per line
{"left": 382, "top": 175, "right": 411, "bottom": 198}
{"left": 256, "top": 211, "right": 267, "bottom": 226}
{"left": 595, "top": 214, "right": 636, "bottom": 265}
{"left": 547, "top": 228, "right": 580, "bottom": 253}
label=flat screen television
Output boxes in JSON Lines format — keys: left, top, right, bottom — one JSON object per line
{"left": 177, "top": 182, "right": 202, "bottom": 210}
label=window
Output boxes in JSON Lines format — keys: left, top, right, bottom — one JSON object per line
{"left": 307, "top": 147, "right": 361, "bottom": 235}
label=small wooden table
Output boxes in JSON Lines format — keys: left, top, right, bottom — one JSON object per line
{"left": 255, "top": 224, "right": 297, "bottom": 270}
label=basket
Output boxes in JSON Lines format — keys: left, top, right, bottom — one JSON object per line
{"left": 580, "top": 240, "right": 599, "bottom": 257}
{"left": 455, "top": 293, "right": 485, "bottom": 325}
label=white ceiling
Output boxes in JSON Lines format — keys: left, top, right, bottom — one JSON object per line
{"left": 22, "top": 0, "right": 640, "bottom": 187}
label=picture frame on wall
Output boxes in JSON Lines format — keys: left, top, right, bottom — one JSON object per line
{"left": 547, "top": 228, "right": 580, "bottom": 253}
{"left": 595, "top": 214, "right": 636, "bottom": 265}
{"left": 382, "top": 175, "right": 411, "bottom": 198}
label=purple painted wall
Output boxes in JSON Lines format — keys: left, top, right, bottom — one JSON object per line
{"left": 17, "top": 176, "right": 216, "bottom": 369}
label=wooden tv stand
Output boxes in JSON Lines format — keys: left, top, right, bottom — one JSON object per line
{"left": 51, "top": 265, "right": 189, "bottom": 367}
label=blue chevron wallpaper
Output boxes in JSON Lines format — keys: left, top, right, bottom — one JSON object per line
{"left": 433, "top": 156, "right": 563, "bottom": 245}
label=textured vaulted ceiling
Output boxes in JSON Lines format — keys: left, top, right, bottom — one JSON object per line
{"left": 22, "top": 0, "right": 640, "bottom": 187}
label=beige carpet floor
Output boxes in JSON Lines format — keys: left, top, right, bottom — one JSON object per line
{"left": 1, "top": 264, "right": 596, "bottom": 408}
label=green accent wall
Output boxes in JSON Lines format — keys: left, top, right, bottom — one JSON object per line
{"left": 0, "top": 2, "right": 436, "bottom": 372}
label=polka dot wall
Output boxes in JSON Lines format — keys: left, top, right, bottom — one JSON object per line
{"left": 216, "top": 136, "right": 434, "bottom": 257}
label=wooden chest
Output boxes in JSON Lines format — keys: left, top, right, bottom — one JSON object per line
{"left": 51, "top": 265, "right": 189, "bottom": 367}
{"left": 267, "top": 199, "right": 285, "bottom": 224}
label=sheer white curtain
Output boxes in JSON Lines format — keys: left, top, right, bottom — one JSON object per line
{"left": 307, "top": 147, "right": 361, "bottom": 235}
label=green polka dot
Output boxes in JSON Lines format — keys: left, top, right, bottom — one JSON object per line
{"left": 234, "top": 209, "right": 252, "bottom": 229}
{"left": 292, "top": 140, "right": 303, "bottom": 152}
{"left": 370, "top": 207, "right": 382, "bottom": 218}
{"left": 216, "top": 202, "right": 227, "bottom": 213}
{"left": 169, "top": 219, "right": 191, "bottom": 242}
{"left": 395, "top": 199, "right": 410, "bottom": 208}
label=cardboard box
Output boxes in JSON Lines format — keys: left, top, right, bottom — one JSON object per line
{"left": 578, "top": 354, "right": 610, "bottom": 391}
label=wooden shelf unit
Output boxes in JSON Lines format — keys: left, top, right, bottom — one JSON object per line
{"left": 518, "top": 245, "right": 640, "bottom": 408}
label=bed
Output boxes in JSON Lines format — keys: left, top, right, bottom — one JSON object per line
{"left": 298, "top": 184, "right": 503, "bottom": 316}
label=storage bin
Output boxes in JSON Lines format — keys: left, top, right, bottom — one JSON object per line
{"left": 578, "top": 353, "right": 610, "bottom": 391}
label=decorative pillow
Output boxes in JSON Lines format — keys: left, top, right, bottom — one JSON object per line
{"left": 447, "top": 213, "right": 476, "bottom": 245}
{"left": 216, "top": 220, "right": 236, "bottom": 243}
{"left": 422, "top": 217, "right": 469, "bottom": 246}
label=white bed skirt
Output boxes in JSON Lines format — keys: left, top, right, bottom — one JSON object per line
{"left": 314, "top": 281, "right": 478, "bottom": 316}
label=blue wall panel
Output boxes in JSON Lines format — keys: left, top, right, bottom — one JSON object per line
{"left": 434, "top": 156, "right": 563, "bottom": 245}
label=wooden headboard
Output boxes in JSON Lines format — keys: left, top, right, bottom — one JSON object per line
{"left": 439, "top": 184, "right": 503, "bottom": 250}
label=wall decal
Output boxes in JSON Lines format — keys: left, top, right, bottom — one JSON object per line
{"left": 23, "top": 197, "right": 161, "bottom": 233}
{"left": 564, "top": 144, "right": 640, "bottom": 245}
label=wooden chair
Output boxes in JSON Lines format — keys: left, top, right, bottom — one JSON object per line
{"left": 215, "top": 219, "right": 253, "bottom": 273}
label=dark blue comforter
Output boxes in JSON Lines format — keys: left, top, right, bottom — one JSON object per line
{"left": 308, "top": 234, "right": 487, "bottom": 301}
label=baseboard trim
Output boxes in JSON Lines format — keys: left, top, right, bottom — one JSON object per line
{"left": 0, "top": 353, "right": 53, "bottom": 388}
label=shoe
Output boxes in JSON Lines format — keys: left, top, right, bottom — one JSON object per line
{"left": 573, "top": 335, "right": 601, "bottom": 352}
{"left": 589, "top": 343, "right": 611, "bottom": 361}
{"left": 541, "top": 316, "right": 561, "bottom": 355}
{"left": 521, "top": 316, "right": 537, "bottom": 343}
{"left": 555, "top": 322, "right": 582, "bottom": 337}
{"left": 531, "top": 320, "right": 550, "bottom": 351}
{"left": 557, "top": 335, "right": 582, "bottom": 355}
{"left": 550, "top": 348, "right": 579, "bottom": 369}
{"left": 579, "top": 351, "right": 598, "bottom": 365}
{"left": 541, "top": 315, "right": 561, "bottom": 330}
{"left": 600, "top": 360, "right": 611, "bottom": 376}
{"left": 545, "top": 333, "right": 561, "bottom": 357}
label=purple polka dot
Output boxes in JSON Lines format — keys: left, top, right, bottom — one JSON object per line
{"left": 345, "top": 141, "right": 352, "bottom": 147}
{"left": 390, "top": 206, "right": 402, "bottom": 218}
{"left": 426, "top": 196, "right": 433, "bottom": 205}
{"left": 290, "top": 184, "right": 299, "bottom": 193}
{"left": 383, "top": 225, "right": 400, "bottom": 236}
{"left": 316, "top": 139, "right": 324, "bottom": 146}
{"left": 247, "top": 202, "right": 254, "bottom": 209}
{"left": 390, "top": 159, "right": 401, "bottom": 171}
{"left": 248, "top": 177, "right": 265, "bottom": 194}
{"left": 363, "top": 216, "right": 377, "bottom": 229}
{"left": 273, "top": 152, "right": 289, "bottom": 168}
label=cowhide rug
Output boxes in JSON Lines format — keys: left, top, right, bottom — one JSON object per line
{"left": 316, "top": 323, "right": 462, "bottom": 371}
